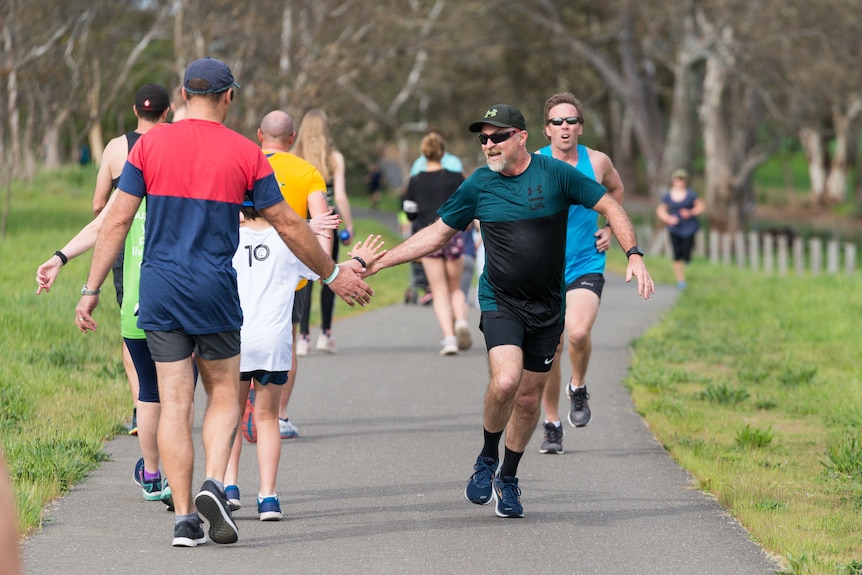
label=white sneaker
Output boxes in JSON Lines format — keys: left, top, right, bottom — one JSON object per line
{"left": 279, "top": 418, "right": 299, "bottom": 439}
{"left": 316, "top": 332, "right": 336, "bottom": 353}
{"left": 440, "top": 336, "right": 459, "bottom": 356}
{"left": 296, "top": 336, "right": 310, "bottom": 357}
{"left": 455, "top": 319, "right": 472, "bottom": 351}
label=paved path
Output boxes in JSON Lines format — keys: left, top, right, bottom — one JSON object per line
{"left": 23, "top": 275, "right": 780, "bottom": 574}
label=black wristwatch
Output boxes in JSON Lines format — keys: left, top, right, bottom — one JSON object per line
{"left": 625, "top": 246, "right": 644, "bottom": 259}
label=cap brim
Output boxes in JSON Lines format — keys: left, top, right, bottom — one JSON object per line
{"left": 469, "top": 120, "right": 512, "bottom": 132}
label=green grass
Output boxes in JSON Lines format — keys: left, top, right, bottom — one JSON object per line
{"left": 625, "top": 258, "right": 862, "bottom": 573}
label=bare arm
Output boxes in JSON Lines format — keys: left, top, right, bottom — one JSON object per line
{"left": 331, "top": 150, "right": 353, "bottom": 238}
{"left": 365, "top": 218, "right": 457, "bottom": 277}
{"left": 307, "top": 189, "right": 335, "bottom": 254}
{"left": 75, "top": 191, "right": 141, "bottom": 331}
{"left": 592, "top": 195, "right": 654, "bottom": 299}
{"left": 92, "top": 136, "right": 126, "bottom": 215}
{"left": 36, "top": 193, "right": 119, "bottom": 294}
{"left": 590, "top": 149, "right": 625, "bottom": 252}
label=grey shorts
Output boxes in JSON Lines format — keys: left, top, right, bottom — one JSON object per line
{"left": 145, "top": 329, "right": 240, "bottom": 362}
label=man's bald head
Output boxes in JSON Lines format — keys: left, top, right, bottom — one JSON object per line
{"left": 258, "top": 110, "right": 296, "bottom": 150}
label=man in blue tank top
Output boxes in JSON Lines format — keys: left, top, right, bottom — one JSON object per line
{"left": 536, "top": 93, "right": 627, "bottom": 455}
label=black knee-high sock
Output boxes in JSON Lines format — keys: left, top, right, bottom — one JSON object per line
{"left": 480, "top": 428, "right": 503, "bottom": 460}
{"left": 499, "top": 447, "right": 523, "bottom": 479}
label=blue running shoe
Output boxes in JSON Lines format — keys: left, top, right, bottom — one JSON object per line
{"left": 464, "top": 455, "right": 497, "bottom": 505}
{"left": 195, "top": 480, "right": 238, "bottom": 545}
{"left": 132, "top": 457, "right": 162, "bottom": 500}
{"left": 224, "top": 484, "right": 241, "bottom": 511}
{"left": 493, "top": 475, "right": 524, "bottom": 518}
{"left": 257, "top": 495, "right": 283, "bottom": 521}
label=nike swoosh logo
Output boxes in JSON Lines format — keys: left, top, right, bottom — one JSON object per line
{"left": 544, "top": 358, "right": 553, "bottom": 365}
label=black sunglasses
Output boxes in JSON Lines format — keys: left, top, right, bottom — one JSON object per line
{"left": 478, "top": 130, "right": 519, "bottom": 145}
{"left": 548, "top": 116, "right": 581, "bottom": 126}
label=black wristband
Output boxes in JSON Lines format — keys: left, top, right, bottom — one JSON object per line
{"left": 352, "top": 256, "right": 367, "bottom": 268}
{"left": 54, "top": 250, "right": 68, "bottom": 266}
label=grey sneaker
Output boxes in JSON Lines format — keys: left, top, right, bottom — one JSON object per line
{"left": 539, "top": 422, "right": 564, "bottom": 454}
{"left": 567, "top": 383, "right": 592, "bottom": 427}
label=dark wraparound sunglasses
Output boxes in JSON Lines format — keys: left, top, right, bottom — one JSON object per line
{"left": 478, "top": 130, "right": 519, "bottom": 145}
{"left": 548, "top": 116, "right": 581, "bottom": 126}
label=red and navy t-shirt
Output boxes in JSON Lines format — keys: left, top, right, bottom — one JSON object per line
{"left": 117, "top": 119, "right": 284, "bottom": 334}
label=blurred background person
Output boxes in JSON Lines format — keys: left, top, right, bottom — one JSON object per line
{"left": 292, "top": 109, "right": 354, "bottom": 355}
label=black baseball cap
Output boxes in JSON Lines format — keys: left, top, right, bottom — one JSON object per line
{"left": 134, "top": 83, "right": 170, "bottom": 113}
{"left": 468, "top": 104, "right": 527, "bottom": 132}
{"left": 183, "top": 57, "right": 241, "bottom": 94}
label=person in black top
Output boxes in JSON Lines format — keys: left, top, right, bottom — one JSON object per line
{"left": 402, "top": 132, "right": 472, "bottom": 355}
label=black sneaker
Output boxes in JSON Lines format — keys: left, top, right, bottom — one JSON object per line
{"left": 567, "top": 383, "right": 592, "bottom": 427}
{"left": 492, "top": 475, "right": 524, "bottom": 518}
{"left": 194, "top": 480, "right": 238, "bottom": 544}
{"left": 172, "top": 516, "right": 206, "bottom": 547}
{"left": 539, "top": 422, "right": 564, "bottom": 454}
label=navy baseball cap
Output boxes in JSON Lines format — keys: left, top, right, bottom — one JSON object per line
{"left": 469, "top": 104, "right": 527, "bottom": 132}
{"left": 183, "top": 57, "right": 241, "bottom": 94}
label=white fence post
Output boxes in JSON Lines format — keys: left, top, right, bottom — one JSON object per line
{"left": 709, "top": 230, "right": 720, "bottom": 264}
{"left": 846, "top": 243, "right": 857, "bottom": 275}
{"left": 793, "top": 237, "right": 805, "bottom": 276}
{"left": 777, "top": 235, "right": 789, "bottom": 276}
{"left": 810, "top": 237, "right": 822, "bottom": 275}
{"left": 734, "top": 231, "right": 746, "bottom": 268}
{"left": 748, "top": 231, "right": 760, "bottom": 271}
{"left": 763, "top": 234, "right": 775, "bottom": 274}
{"left": 827, "top": 240, "right": 839, "bottom": 274}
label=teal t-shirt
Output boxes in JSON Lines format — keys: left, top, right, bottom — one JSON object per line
{"left": 437, "top": 153, "right": 605, "bottom": 328}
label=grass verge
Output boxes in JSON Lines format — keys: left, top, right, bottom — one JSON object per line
{"left": 621, "top": 255, "right": 862, "bottom": 574}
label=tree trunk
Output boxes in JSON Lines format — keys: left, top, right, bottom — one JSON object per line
{"left": 825, "top": 98, "right": 862, "bottom": 203}
{"left": 799, "top": 126, "right": 827, "bottom": 203}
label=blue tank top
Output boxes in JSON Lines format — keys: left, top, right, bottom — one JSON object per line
{"left": 537, "top": 145, "right": 606, "bottom": 283}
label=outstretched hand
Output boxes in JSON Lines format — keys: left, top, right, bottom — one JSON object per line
{"left": 625, "top": 256, "right": 655, "bottom": 300}
{"left": 308, "top": 210, "right": 341, "bottom": 239}
{"left": 347, "top": 234, "right": 386, "bottom": 269}
{"left": 35, "top": 256, "right": 63, "bottom": 295}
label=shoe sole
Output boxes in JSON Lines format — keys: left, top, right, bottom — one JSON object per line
{"left": 227, "top": 499, "right": 241, "bottom": 512}
{"left": 280, "top": 433, "right": 300, "bottom": 440}
{"left": 259, "top": 511, "right": 283, "bottom": 521}
{"left": 464, "top": 486, "right": 492, "bottom": 505}
{"left": 172, "top": 534, "right": 207, "bottom": 547}
{"left": 195, "top": 490, "right": 238, "bottom": 544}
{"left": 539, "top": 446, "right": 564, "bottom": 454}
{"left": 492, "top": 487, "right": 524, "bottom": 518}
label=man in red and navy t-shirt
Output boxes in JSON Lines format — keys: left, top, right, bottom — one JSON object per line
{"left": 74, "top": 57, "right": 372, "bottom": 548}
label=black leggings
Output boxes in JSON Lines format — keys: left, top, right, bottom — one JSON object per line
{"left": 300, "top": 234, "right": 339, "bottom": 335}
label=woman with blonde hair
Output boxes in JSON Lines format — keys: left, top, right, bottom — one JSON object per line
{"left": 292, "top": 109, "right": 354, "bottom": 354}
{"left": 402, "top": 131, "right": 472, "bottom": 355}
